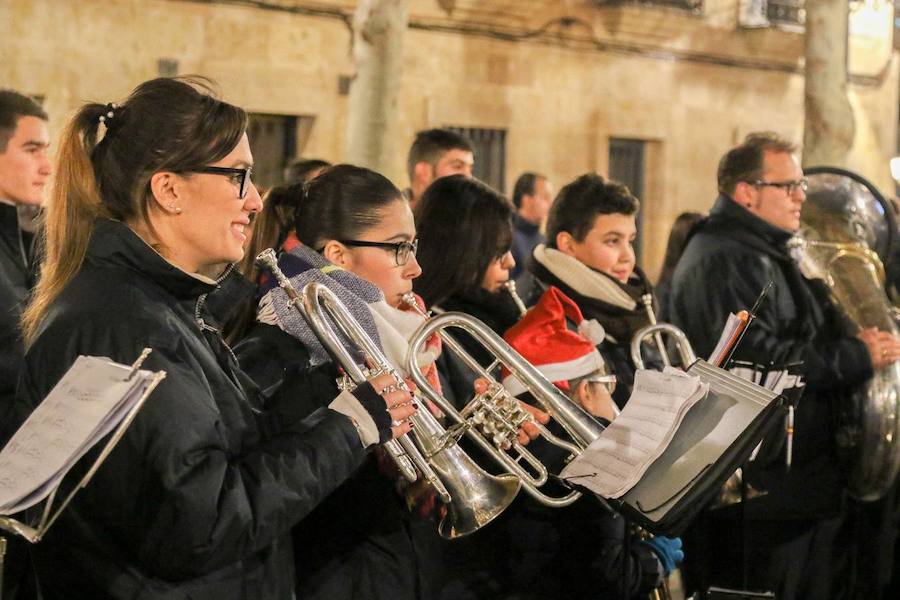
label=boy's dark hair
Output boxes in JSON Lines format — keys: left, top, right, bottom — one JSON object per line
{"left": 717, "top": 132, "right": 798, "bottom": 196}
{"left": 0, "top": 90, "right": 47, "bottom": 152}
{"left": 512, "top": 172, "right": 545, "bottom": 209}
{"left": 406, "top": 128, "right": 473, "bottom": 182}
{"left": 413, "top": 175, "right": 514, "bottom": 307}
{"left": 546, "top": 173, "right": 639, "bottom": 248}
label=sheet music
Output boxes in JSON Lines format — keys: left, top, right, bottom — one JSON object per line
{"left": 561, "top": 369, "right": 709, "bottom": 499}
{"left": 619, "top": 361, "right": 779, "bottom": 522}
{"left": 0, "top": 356, "right": 156, "bottom": 516}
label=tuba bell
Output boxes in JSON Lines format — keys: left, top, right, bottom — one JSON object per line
{"left": 791, "top": 168, "right": 900, "bottom": 501}
{"left": 256, "top": 250, "right": 521, "bottom": 538}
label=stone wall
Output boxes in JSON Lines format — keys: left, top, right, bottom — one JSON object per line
{"left": 1, "top": 0, "right": 896, "bottom": 277}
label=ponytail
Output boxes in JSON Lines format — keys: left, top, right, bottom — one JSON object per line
{"left": 22, "top": 104, "right": 110, "bottom": 345}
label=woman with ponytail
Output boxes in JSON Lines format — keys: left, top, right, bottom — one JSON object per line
{"left": 10, "top": 78, "right": 414, "bottom": 600}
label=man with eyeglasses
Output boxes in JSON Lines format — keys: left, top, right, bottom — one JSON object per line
{"left": 667, "top": 132, "right": 900, "bottom": 600}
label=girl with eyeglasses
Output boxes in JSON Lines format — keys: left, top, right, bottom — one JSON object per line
{"left": 233, "top": 164, "right": 448, "bottom": 600}
{"left": 234, "top": 164, "right": 550, "bottom": 600}
{"left": 9, "top": 78, "right": 413, "bottom": 600}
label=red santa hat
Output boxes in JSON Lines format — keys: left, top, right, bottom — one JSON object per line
{"left": 502, "top": 286, "right": 607, "bottom": 397}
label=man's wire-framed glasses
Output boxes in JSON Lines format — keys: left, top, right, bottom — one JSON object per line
{"left": 184, "top": 166, "right": 254, "bottom": 199}
{"left": 339, "top": 239, "right": 419, "bottom": 267}
{"left": 749, "top": 178, "right": 808, "bottom": 195}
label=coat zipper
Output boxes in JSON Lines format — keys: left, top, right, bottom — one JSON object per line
{"left": 194, "top": 264, "right": 239, "bottom": 365}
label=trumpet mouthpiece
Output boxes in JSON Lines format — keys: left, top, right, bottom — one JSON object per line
{"left": 255, "top": 248, "right": 278, "bottom": 269}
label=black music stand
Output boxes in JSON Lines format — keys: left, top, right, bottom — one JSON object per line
{"left": 0, "top": 349, "right": 164, "bottom": 597}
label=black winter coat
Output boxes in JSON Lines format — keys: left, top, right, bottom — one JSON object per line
{"left": 234, "top": 321, "right": 442, "bottom": 600}
{"left": 668, "top": 195, "right": 873, "bottom": 519}
{"left": 0, "top": 203, "right": 34, "bottom": 424}
{"left": 0, "top": 203, "right": 38, "bottom": 600}
{"left": 10, "top": 220, "right": 368, "bottom": 600}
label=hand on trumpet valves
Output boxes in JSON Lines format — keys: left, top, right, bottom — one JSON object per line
{"left": 368, "top": 372, "right": 418, "bottom": 439}
{"left": 857, "top": 327, "right": 900, "bottom": 369}
{"left": 474, "top": 378, "right": 552, "bottom": 446}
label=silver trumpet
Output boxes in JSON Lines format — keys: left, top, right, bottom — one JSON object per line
{"left": 631, "top": 293, "right": 697, "bottom": 370}
{"left": 403, "top": 293, "right": 606, "bottom": 508}
{"left": 256, "top": 250, "right": 520, "bottom": 539}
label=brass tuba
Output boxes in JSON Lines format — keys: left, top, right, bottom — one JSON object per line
{"left": 256, "top": 250, "right": 520, "bottom": 538}
{"left": 791, "top": 168, "right": 900, "bottom": 501}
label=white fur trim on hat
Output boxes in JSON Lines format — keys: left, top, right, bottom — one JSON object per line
{"left": 502, "top": 348, "right": 604, "bottom": 397}
{"left": 577, "top": 319, "right": 606, "bottom": 346}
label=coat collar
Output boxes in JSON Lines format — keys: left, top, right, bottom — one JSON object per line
{"left": 513, "top": 213, "right": 541, "bottom": 235}
{"left": 709, "top": 194, "right": 795, "bottom": 250}
{"left": 86, "top": 219, "right": 218, "bottom": 299}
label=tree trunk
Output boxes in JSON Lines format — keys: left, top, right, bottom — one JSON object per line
{"left": 803, "top": 0, "right": 855, "bottom": 167}
{"left": 345, "top": 0, "right": 410, "bottom": 174}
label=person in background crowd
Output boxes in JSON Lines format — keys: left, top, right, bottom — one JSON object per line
{"left": 227, "top": 160, "right": 331, "bottom": 343}
{"left": 283, "top": 157, "right": 331, "bottom": 185}
{"left": 0, "top": 88, "right": 51, "bottom": 600}
{"left": 510, "top": 171, "right": 554, "bottom": 301}
{"left": 405, "top": 128, "right": 474, "bottom": 209}
{"left": 655, "top": 211, "right": 705, "bottom": 320}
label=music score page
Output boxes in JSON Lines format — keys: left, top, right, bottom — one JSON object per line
{"left": 0, "top": 356, "right": 154, "bottom": 516}
{"left": 561, "top": 368, "right": 709, "bottom": 499}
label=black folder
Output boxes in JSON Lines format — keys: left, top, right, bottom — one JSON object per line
{"left": 580, "top": 360, "right": 785, "bottom": 536}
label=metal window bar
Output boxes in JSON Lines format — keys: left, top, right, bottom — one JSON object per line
{"left": 608, "top": 138, "right": 646, "bottom": 264}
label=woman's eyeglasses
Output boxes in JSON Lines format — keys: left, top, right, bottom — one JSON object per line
{"left": 338, "top": 239, "right": 419, "bottom": 267}
{"left": 183, "top": 166, "right": 254, "bottom": 199}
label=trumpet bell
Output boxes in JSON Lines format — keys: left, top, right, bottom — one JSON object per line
{"left": 437, "top": 471, "right": 521, "bottom": 540}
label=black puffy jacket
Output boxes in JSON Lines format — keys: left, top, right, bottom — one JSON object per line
{"left": 235, "top": 321, "right": 443, "bottom": 600}
{"left": 668, "top": 194, "right": 873, "bottom": 519}
{"left": 10, "top": 219, "right": 368, "bottom": 599}
{"left": 0, "top": 202, "right": 34, "bottom": 420}
{"left": 0, "top": 203, "right": 38, "bottom": 600}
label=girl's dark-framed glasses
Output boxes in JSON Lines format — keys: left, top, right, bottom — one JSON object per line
{"left": 338, "top": 238, "right": 419, "bottom": 266}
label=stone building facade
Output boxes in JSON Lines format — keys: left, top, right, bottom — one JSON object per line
{"left": 1, "top": 0, "right": 896, "bottom": 276}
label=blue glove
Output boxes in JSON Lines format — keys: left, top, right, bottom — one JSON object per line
{"left": 642, "top": 536, "right": 684, "bottom": 576}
